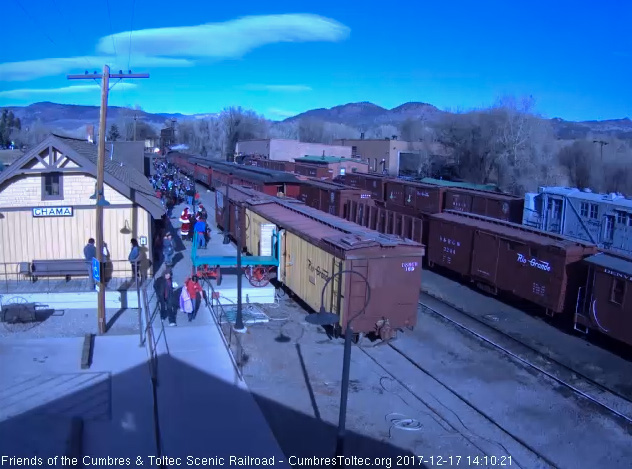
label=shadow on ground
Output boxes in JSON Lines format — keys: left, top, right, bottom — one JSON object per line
{"left": 0, "top": 353, "right": 421, "bottom": 466}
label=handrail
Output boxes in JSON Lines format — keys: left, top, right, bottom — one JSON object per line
{"left": 202, "top": 277, "right": 245, "bottom": 380}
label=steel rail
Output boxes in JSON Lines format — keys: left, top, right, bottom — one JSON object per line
{"left": 418, "top": 300, "right": 632, "bottom": 425}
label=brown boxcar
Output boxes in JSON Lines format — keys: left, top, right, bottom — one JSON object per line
{"left": 341, "top": 172, "right": 389, "bottom": 202}
{"left": 576, "top": 251, "right": 632, "bottom": 346}
{"left": 384, "top": 180, "right": 445, "bottom": 215}
{"left": 294, "top": 162, "right": 333, "bottom": 179}
{"left": 443, "top": 188, "right": 524, "bottom": 223}
{"left": 299, "top": 179, "right": 374, "bottom": 217}
{"left": 427, "top": 211, "right": 598, "bottom": 314}
{"left": 219, "top": 184, "right": 425, "bottom": 339}
{"left": 253, "top": 159, "right": 296, "bottom": 173}
{"left": 194, "top": 164, "right": 213, "bottom": 187}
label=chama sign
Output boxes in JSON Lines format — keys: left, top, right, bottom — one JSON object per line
{"left": 32, "top": 207, "right": 73, "bottom": 217}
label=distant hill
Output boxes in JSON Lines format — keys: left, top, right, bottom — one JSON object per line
{"left": 284, "top": 101, "right": 445, "bottom": 128}
{"left": 2, "top": 102, "right": 209, "bottom": 133}
{"left": 285, "top": 101, "right": 632, "bottom": 139}
{"left": 3, "top": 101, "right": 631, "bottom": 141}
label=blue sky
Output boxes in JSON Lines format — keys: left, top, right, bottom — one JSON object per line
{"left": 0, "top": 0, "right": 630, "bottom": 121}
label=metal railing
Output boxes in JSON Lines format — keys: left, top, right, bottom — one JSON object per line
{"left": 139, "top": 279, "right": 169, "bottom": 379}
{"left": 0, "top": 260, "right": 148, "bottom": 294}
{"left": 202, "top": 278, "right": 246, "bottom": 379}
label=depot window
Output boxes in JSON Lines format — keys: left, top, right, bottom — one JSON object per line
{"left": 41, "top": 172, "right": 63, "bottom": 201}
{"left": 610, "top": 278, "right": 625, "bottom": 305}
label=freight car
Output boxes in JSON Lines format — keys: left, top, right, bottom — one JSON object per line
{"left": 345, "top": 199, "right": 424, "bottom": 245}
{"left": 250, "top": 158, "right": 296, "bottom": 173}
{"left": 575, "top": 251, "right": 632, "bottom": 346}
{"left": 339, "top": 172, "right": 390, "bottom": 201}
{"left": 298, "top": 178, "right": 373, "bottom": 217}
{"left": 441, "top": 187, "right": 524, "bottom": 223}
{"left": 427, "top": 211, "right": 598, "bottom": 315}
{"left": 214, "top": 184, "right": 425, "bottom": 340}
{"left": 294, "top": 162, "right": 333, "bottom": 180}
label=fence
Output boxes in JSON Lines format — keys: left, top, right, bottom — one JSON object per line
{"left": 202, "top": 278, "right": 246, "bottom": 379}
{"left": 0, "top": 260, "right": 146, "bottom": 294}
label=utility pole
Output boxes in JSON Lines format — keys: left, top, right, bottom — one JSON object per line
{"left": 593, "top": 140, "right": 608, "bottom": 162}
{"left": 68, "top": 66, "right": 149, "bottom": 334}
{"left": 133, "top": 114, "right": 138, "bottom": 142}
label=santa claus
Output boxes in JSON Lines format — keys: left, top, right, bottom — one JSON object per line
{"left": 179, "top": 207, "right": 192, "bottom": 239}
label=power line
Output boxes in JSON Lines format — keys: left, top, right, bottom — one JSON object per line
{"left": 128, "top": 0, "right": 137, "bottom": 70}
{"left": 50, "top": 0, "right": 93, "bottom": 70}
{"left": 105, "top": 0, "right": 119, "bottom": 61}
{"left": 12, "top": 0, "right": 59, "bottom": 47}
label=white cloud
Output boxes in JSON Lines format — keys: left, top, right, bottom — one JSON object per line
{"left": 242, "top": 84, "right": 312, "bottom": 92}
{"left": 0, "top": 83, "right": 137, "bottom": 99}
{"left": 96, "top": 14, "right": 350, "bottom": 59}
{"left": 266, "top": 108, "right": 299, "bottom": 119}
{"left": 0, "top": 55, "right": 193, "bottom": 81}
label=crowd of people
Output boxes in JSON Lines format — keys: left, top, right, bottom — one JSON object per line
{"left": 150, "top": 158, "right": 211, "bottom": 327}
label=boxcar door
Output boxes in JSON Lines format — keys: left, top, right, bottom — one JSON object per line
{"left": 470, "top": 230, "right": 500, "bottom": 287}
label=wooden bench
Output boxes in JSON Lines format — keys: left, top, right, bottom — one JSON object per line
{"left": 31, "top": 259, "right": 89, "bottom": 282}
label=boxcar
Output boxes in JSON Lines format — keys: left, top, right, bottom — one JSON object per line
{"left": 340, "top": 173, "right": 389, "bottom": 202}
{"left": 202, "top": 161, "right": 302, "bottom": 197}
{"left": 443, "top": 187, "right": 524, "bottom": 223}
{"left": 220, "top": 184, "right": 425, "bottom": 339}
{"left": 294, "top": 162, "right": 333, "bottom": 180}
{"left": 345, "top": 199, "right": 424, "bottom": 245}
{"left": 427, "top": 211, "right": 598, "bottom": 314}
{"left": 254, "top": 159, "right": 296, "bottom": 173}
{"left": 384, "top": 180, "right": 445, "bottom": 215}
{"left": 299, "top": 179, "right": 373, "bottom": 217}
{"left": 576, "top": 251, "right": 632, "bottom": 346}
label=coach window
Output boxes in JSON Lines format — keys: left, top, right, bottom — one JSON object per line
{"left": 580, "top": 202, "right": 589, "bottom": 217}
{"left": 41, "top": 172, "right": 63, "bottom": 201}
{"left": 610, "top": 278, "right": 625, "bottom": 305}
{"left": 589, "top": 203, "right": 598, "bottom": 220}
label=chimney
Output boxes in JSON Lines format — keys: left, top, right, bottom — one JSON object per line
{"left": 87, "top": 124, "right": 95, "bottom": 143}
{"left": 360, "top": 132, "right": 365, "bottom": 140}
{"left": 392, "top": 135, "right": 398, "bottom": 140}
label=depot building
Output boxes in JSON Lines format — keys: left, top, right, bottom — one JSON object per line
{"left": 0, "top": 133, "right": 165, "bottom": 278}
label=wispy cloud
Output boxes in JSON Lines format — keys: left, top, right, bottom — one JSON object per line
{"left": 0, "top": 56, "right": 193, "bottom": 81}
{"left": 241, "top": 84, "right": 312, "bottom": 92}
{"left": 0, "top": 83, "right": 137, "bottom": 99}
{"left": 96, "top": 14, "right": 350, "bottom": 59}
{"left": 266, "top": 108, "right": 299, "bottom": 119}
{"left": 0, "top": 14, "right": 348, "bottom": 83}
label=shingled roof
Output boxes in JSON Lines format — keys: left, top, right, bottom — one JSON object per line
{"left": 0, "top": 134, "right": 164, "bottom": 218}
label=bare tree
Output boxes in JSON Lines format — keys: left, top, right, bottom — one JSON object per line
{"left": 298, "top": 118, "right": 326, "bottom": 143}
{"left": 220, "top": 107, "right": 268, "bottom": 160}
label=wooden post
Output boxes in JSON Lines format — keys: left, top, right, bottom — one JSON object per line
{"left": 68, "top": 67, "right": 150, "bottom": 335}
{"left": 95, "top": 65, "right": 109, "bottom": 334}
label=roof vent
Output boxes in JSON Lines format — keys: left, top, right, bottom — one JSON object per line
{"left": 583, "top": 188, "right": 592, "bottom": 193}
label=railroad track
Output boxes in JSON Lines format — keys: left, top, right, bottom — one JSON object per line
{"left": 414, "top": 298, "right": 632, "bottom": 425}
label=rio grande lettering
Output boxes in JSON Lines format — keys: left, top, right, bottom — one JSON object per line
{"left": 517, "top": 253, "right": 551, "bottom": 272}
{"left": 307, "top": 259, "right": 329, "bottom": 281}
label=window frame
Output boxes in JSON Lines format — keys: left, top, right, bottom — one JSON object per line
{"left": 589, "top": 203, "right": 598, "bottom": 219}
{"left": 610, "top": 278, "right": 626, "bottom": 306}
{"left": 580, "top": 202, "right": 589, "bottom": 217}
{"left": 41, "top": 172, "right": 64, "bottom": 201}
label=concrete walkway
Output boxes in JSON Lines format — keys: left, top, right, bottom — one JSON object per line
{"left": 147, "top": 181, "right": 290, "bottom": 465}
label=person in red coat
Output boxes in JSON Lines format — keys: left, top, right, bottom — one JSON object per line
{"left": 179, "top": 207, "right": 191, "bottom": 239}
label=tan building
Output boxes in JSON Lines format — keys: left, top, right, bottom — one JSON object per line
{"left": 236, "top": 139, "right": 352, "bottom": 161}
{"left": 0, "top": 134, "right": 164, "bottom": 278}
{"left": 294, "top": 156, "right": 368, "bottom": 178}
{"left": 333, "top": 138, "right": 428, "bottom": 176}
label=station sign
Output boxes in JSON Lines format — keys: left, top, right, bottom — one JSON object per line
{"left": 32, "top": 206, "right": 73, "bottom": 217}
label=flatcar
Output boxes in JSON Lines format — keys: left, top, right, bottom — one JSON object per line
{"left": 427, "top": 211, "right": 598, "bottom": 315}
{"left": 345, "top": 199, "right": 424, "bottom": 245}
{"left": 298, "top": 178, "right": 373, "bottom": 217}
{"left": 576, "top": 251, "right": 632, "bottom": 347}
{"left": 214, "top": 184, "right": 425, "bottom": 340}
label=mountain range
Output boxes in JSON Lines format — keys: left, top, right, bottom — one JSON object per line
{"left": 3, "top": 101, "right": 632, "bottom": 140}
